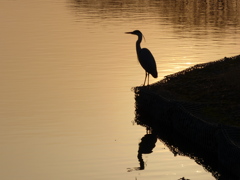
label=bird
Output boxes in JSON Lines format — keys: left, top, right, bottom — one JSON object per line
{"left": 125, "top": 30, "right": 158, "bottom": 86}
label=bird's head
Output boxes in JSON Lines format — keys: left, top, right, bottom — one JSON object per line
{"left": 125, "top": 30, "right": 146, "bottom": 42}
{"left": 125, "top": 30, "right": 142, "bottom": 36}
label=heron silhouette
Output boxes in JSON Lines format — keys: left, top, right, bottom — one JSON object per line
{"left": 125, "top": 30, "right": 158, "bottom": 86}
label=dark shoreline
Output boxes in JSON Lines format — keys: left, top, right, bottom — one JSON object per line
{"left": 134, "top": 55, "right": 240, "bottom": 179}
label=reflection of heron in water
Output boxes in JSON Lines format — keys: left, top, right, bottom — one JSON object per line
{"left": 125, "top": 30, "right": 158, "bottom": 86}
{"left": 137, "top": 133, "right": 157, "bottom": 170}
{"left": 127, "top": 132, "right": 157, "bottom": 172}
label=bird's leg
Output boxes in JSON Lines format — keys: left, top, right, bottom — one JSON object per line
{"left": 147, "top": 73, "right": 150, "bottom": 86}
{"left": 143, "top": 72, "right": 147, "bottom": 86}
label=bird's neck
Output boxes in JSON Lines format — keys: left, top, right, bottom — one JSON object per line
{"left": 136, "top": 35, "right": 142, "bottom": 53}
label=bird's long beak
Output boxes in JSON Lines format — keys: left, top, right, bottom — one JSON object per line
{"left": 125, "top": 32, "right": 133, "bottom": 34}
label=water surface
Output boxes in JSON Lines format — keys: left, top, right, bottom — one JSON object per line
{"left": 1, "top": 0, "right": 240, "bottom": 179}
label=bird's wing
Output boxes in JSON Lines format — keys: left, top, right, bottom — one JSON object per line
{"left": 138, "top": 48, "right": 158, "bottom": 78}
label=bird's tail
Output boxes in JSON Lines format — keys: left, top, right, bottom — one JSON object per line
{"left": 151, "top": 71, "right": 158, "bottom": 78}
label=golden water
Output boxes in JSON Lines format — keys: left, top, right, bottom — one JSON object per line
{"left": 1, "top": 0, "right": 240, "bottom": 179}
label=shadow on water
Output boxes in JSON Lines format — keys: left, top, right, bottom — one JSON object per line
{"left": 133, "top": 87, "right": 238, "bottom": 180}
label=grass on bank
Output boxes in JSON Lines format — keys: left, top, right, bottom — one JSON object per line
{"left": 151, "top": 55, "right": 240, "bottom": 127}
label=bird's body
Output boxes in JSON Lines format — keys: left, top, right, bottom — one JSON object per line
{"left": 138, "top": 48, "right": 158, "bottom": 78}
{"left": 125, "top": 30, "right": 158, "bottom": 86}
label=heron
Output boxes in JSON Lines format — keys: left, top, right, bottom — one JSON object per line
{"left": 125, "top": 30, "right": 158, "bottom": 86}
